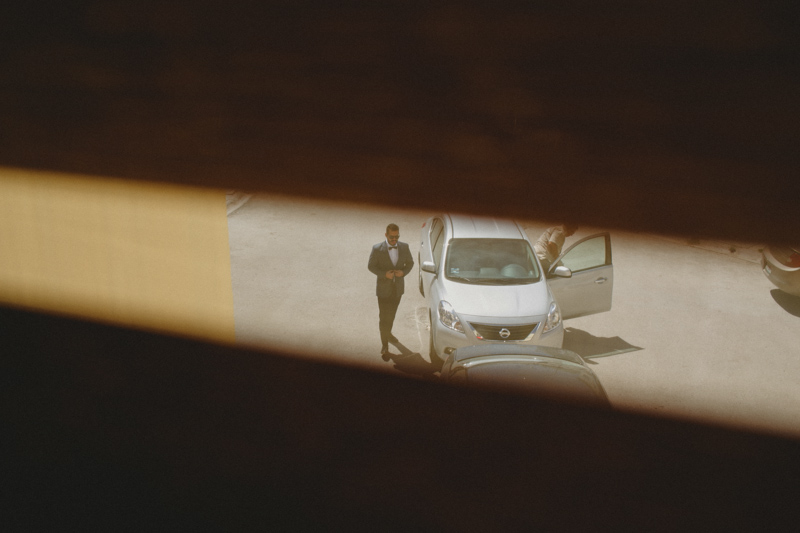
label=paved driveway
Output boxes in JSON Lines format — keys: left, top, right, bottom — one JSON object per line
{"left": 228, "top": 194, "right": 800, "bottom": 439}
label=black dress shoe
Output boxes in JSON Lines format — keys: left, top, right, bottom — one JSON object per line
{"left": 381, "top": 347, "right": 390, "bottom": 361}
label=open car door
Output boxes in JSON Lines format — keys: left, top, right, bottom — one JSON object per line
{"left": 547, "top": 232, "right": 613, "bottom": 320}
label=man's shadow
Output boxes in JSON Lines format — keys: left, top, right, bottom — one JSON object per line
{"left": 383, "top": 338, "right": 440, "bottom": 377}
{"left": 562, "top": 327, "right": 643, "bottom": 364}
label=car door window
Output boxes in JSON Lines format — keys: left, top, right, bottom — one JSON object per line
{"left": 558, "top": 234, "right": 610, "bottom": 273}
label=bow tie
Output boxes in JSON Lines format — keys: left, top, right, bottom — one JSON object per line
{"left": 388, "top": 246, "right": 397, "bottom": 250}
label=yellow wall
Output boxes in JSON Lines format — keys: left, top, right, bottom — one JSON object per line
{"left": 0, "top": 168, "right": 235, "bottom": 343}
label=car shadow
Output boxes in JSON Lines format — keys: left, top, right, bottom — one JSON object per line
{"left": 563, "top": 327, "right": 643, "bottom": 364}
{"left": 771, "top": 289, "right": 800, "bottom": 317}
{"left": 384, "top": 338, "right": 439, "bottom": 377}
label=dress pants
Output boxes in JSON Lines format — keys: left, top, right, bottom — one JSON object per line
{"left": 378, "top": 284, "right": 401, "bottom": 349}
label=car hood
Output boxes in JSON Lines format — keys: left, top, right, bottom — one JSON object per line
{"left": 441, "top": 278, "right": 552, "bottom": 319}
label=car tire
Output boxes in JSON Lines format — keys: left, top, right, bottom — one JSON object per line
{"left": 429, "top": 313, "right": 443, "bottom": 371}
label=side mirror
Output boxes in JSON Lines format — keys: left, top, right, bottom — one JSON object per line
{"left": 551, "top": 265, "right": 572, "bottom": 278}
{"left": 421, "top": 261, "right": 437, "bottom": 274}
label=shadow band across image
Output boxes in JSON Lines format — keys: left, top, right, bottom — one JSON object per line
{"left": 563, "top": 327, "right": 643, "bottom": 362}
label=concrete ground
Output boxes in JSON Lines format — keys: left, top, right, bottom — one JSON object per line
{"left": 227, "top": 193, "right": 800, "bottom": 440}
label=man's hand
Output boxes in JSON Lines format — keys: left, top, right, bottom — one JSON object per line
{"left": 385, "top": 271, "right": 396, "bottom": 280}
{"left": 393, "top": 270, "right": 405, "bottom": 278}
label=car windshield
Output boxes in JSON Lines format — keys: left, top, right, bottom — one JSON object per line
{"left": 445, "top": 238, "right": 540, "bottom": 285}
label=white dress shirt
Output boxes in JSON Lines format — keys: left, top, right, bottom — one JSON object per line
{"left": 386, "top": 240, "right": 398, "bottom": 266}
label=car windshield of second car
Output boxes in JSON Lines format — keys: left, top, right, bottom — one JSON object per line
{"left": 445, "top": 238, "right": 541, "bottom": 284}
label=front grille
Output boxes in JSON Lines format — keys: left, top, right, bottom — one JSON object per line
{"left": 469, "top": 322, "right": 538, "bottom": 341}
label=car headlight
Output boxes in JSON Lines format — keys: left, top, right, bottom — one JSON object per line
{"left": 438, "top": 300, "right": 465, "bottom": 333}
{"left": 542, "top": 301, "right": 562, "bottom": 333}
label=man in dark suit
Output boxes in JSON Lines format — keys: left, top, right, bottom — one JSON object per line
{"left": 368, "top": 223, "right": 415, "bottom": 358}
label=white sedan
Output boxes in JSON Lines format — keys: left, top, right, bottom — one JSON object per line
{"left": 419, "top": 214, "right": 613, "bottom": 365}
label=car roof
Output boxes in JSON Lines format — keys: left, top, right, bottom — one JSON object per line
{"left": 446, "top": 214, "right": 525, "bottom": 240}
{"left": 452, "top": 344, "right": 586, "bottom": 365}
{"left": 457, "top": 358, "right": 609, "bottom": 406}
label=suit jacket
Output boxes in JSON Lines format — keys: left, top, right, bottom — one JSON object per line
{"left": 368, "top": 241, "right": 414, "bottom": 298}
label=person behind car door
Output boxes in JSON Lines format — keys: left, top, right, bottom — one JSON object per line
{"left": 534, "top": 224, "right": 578, "bottom": 272}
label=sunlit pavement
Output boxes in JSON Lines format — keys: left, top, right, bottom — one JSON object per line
{"left": 228, "top": 195, "right": 800, "bottom": 440}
